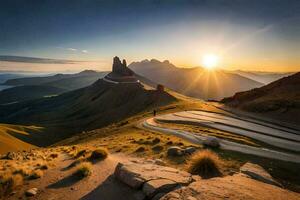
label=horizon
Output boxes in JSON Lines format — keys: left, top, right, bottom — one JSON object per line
{"left": 0, "top": 55, "right": 298, "bottom": 74}
{"left": 1, "top": 0, "right": 300, "bottom": 72}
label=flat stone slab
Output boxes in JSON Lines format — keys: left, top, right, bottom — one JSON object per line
{"left": 143, "top": 179, "right": 178, "bottom": 198}
{"left": 114, "top": 161, "right": 193, "bottom": 197}
{"left": 159, "top": 174, "right": 299, "bottom": 200}
{"left": 240, "top": 162, "right": 281, "bottom": 187}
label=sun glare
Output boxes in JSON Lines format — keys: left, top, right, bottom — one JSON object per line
{"left": 202, "top": 54, "right": 219, "bottom": 70}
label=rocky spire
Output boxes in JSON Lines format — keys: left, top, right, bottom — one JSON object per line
{"left": 112, "top": 56, "right": 133, "bottom": 76}
{"left": 122, "top": 59, "right": 127, "bottom": 67}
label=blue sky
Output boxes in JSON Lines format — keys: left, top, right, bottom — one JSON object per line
{"left": 0, "top": 0, "right": 300, "bottom": 72}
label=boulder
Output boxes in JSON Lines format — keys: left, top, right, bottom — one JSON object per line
{"left": 159, "top": 174, "right": 298, "bottom": 200}
{"left": 154, "top": 159, "right": 166, "bottom": 166}
{"left": 240, "top": 162, "right": 282, "bottom": 187}
{"left": 114, "top": 163, "right": 146, "bottom": 189}
{"left": 203, "top": 137, "right": 220, "bottom": 148}
{"left": 143, "top": 179, "right": 178, "bottom": 198}
{"left": 25, "top": 188, "right": 38, "bottom": 197}
{"left": 167, "top": 146, "right": 183, "bottom": 157}
{"left": 114, "top": 161, "right": 193, "bottom": 197}
{"left": 184, "top": 147, "right": 197, "bottom": 154}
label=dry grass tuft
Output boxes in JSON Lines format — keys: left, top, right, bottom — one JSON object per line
{"left": 88, "top": 148, "right": 108, "bottom": 161}
{"left": 49, "top": 153, "right": 58, "bottom": 159}
{"left": 0, "top": 172, "right": 23, "bottom": 197}
{"left": 28, "top": 169, "right": 43, "bottom": 180}
{"left": 187, "top": 150, "right": 222, "bottom": 179}
{"left": 74, "top": 162, "right": 92, "bottom": 178}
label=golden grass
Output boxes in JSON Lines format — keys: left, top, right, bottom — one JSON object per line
{"left": 187, "top": 150, "right": 222, "bottom": 179}
{"left": 74, "top": 162, "right": 92, "bottom": 178}
{"left": 0, "top": 172, "right": 23, "bottom": 197}
{"left": 88, "top": 148, "right": 108, "bottom": 161}
{"left": 0, "top": 124, "right": 43, "bottom": 154}
{"left": 28, "top": 169, "right": 43, "bottom": 180}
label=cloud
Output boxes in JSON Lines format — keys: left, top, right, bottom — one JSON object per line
{"left": 0, "top": 55, "right": 78, "bottom": 64}
{"left": 66, "top": 48, "right": 77, "bottom": 51}
{"left": 57, "top": 47, "right": 89, "bottom": 54}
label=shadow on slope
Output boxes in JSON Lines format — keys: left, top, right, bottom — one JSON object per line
{"left": 0, "top": 79, "right": 176, "bottom": 146}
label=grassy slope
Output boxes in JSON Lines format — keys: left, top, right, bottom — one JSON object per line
{"left": 0, "top": 79, "right": 177, "bottom": 146}
{"left": 0, "top": 85, "right": 66, "bottom": 104}
{"left": 57, "top": 101, "right": 300, "bottom": 192}
{"left": 0, "top": 124, "right": 43, "bottom": 154}
{"left": 222, "top": 72, "right": 300, "bottom": 124}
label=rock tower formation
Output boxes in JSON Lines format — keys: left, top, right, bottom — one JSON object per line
{"left": 112, "top": 56, "right": 133, "bottom": 76}
{"left": 104, "top": 56, "right": 138, "bottom": 83}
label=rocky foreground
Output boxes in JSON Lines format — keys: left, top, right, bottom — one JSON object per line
{"left": 114, "top": 159, "right": 299, "bottom": 200}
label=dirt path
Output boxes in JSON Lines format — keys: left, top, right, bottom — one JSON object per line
{"left": 8, "top": 154, "right": 140, "bottom": 200}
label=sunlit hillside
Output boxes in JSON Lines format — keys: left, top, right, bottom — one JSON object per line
{"left": 0, "top": 124, "right": 43, "bottom": 154}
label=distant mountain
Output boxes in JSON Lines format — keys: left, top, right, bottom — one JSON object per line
{"left": 0, "top": 57, "right": 176, "bottom": 145}
{"left": 0, "top": 74, "right": 25, "bottom": 84}
{"left": 129, "top": 59, "right": 263, "bottom": 100}
{"left": 221, "top": 72, "right": 300, "bottom": 124}
{"left": 232, "top": 70, "right": 294, "bottom": 84}
{"left": 0, "top": 85, "right": 66, "bottom": 105}
{"left": 4, "top": 70, "right": 107, "bottom": 89}
{"left": 0, "top": 70, "right": 108, "bottom": 104}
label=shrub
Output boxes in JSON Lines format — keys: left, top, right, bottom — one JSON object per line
{"left": 89, "top": 148, "right": 108, "bottom": 161}
{"left": 13, "top": 167, "right": 31, "bottom": 177}
{"left": 0, "top": 173, "right": 23, "bottom": 197}
{"left": 74, "top": 162, "right": 92, "bottom": 178}
{"left": 187, "top": 150, "right": 222, "bottom": 179}
{"left": 49, "top": 153, "right": 58, "bottom": 159}
{"left": 28, "top": 169, "right": 43, "bottom": 180}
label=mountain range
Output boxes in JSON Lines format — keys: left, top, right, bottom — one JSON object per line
{"left": 0, "top": 58, "right": 176, "bottom": 146}
{"left": 129, "top": 59, "right": 264, "bottom": 100}
{"left": 0, "top": 70, "right": 108, "bottom": 104}
{"left": 222, "top": 72, "right": 300, "bottom": 124}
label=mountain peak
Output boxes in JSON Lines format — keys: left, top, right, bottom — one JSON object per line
{"left": 104, "top": 56, "right": 138, "bottom": 83}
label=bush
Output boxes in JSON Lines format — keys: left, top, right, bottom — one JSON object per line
{"left": 74, "top": 162, "right": 92, "bottom": 178}
{"left": 89, "top": 148, "right": 108, "bottom": 161}
{"left": 187, "top": 150, "right": 222, "bottom": 179}
{"left": 49, "top": 153, "right": 58, "bottom": 159}
{"left": 28, "top": 169, "right": 43, "bottom": 180}
{"left": 0, "top": 173, "right": 23, "bottom": 197}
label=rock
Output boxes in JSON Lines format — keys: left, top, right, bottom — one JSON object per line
{"left": 152, "top": 145, "right": 163, "bottom": 152}
{"left": 203, "top": 136, "right": 220, "bottom": 148}
{"left": 240, "top": 162, "right": 282, "bottom": 187}
{"left": 25, "top": 188, "right": 38, "bottom": 197}
{"left": 114, "top": 162, "right": 193, "bottom": 191}
{"left": 152, "top": 138, "right": 161, "bottom": 144}
{"left": 167, "top": 146, "right": 183, "bottom": 157}
{"left": 135, "top": 146, "right": 146, "bottom": 152}
{"left": 1, "top": 152, "right": 15, "bottom": 160}
{"left": 154, "top": 159, "right": 166, "bottom": 166}
{"left": 152, "top": 193, "right": 168, "bottom": 200}
{"left": 112, "top": 56, "right": 133, "bottom": 76}
{"left": 143, "top": 179, "right": 178, "bottom": 198}
{"left": 184, "top": 147, "right": 197, "bottom": 154}
{"left": 156, "top": 84, "right": 165, "bottom": 92}
{"left": 114, "top": 163, "right": 146, "bottom": 189}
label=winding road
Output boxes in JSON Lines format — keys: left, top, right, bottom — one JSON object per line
{"left": 142, "top": 110, "right": 300, "bottom": 163}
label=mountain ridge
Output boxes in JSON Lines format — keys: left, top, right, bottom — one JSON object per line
{"left": 129, "top": 59, "right": 264, "bottom": 100}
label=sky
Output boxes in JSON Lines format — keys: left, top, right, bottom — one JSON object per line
{"left": 0, "top": 0, "right": 300, "bottom": 72}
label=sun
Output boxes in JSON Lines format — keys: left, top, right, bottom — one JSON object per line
{"left": 202, "top": 54, "right": 219, "bottom": 70}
